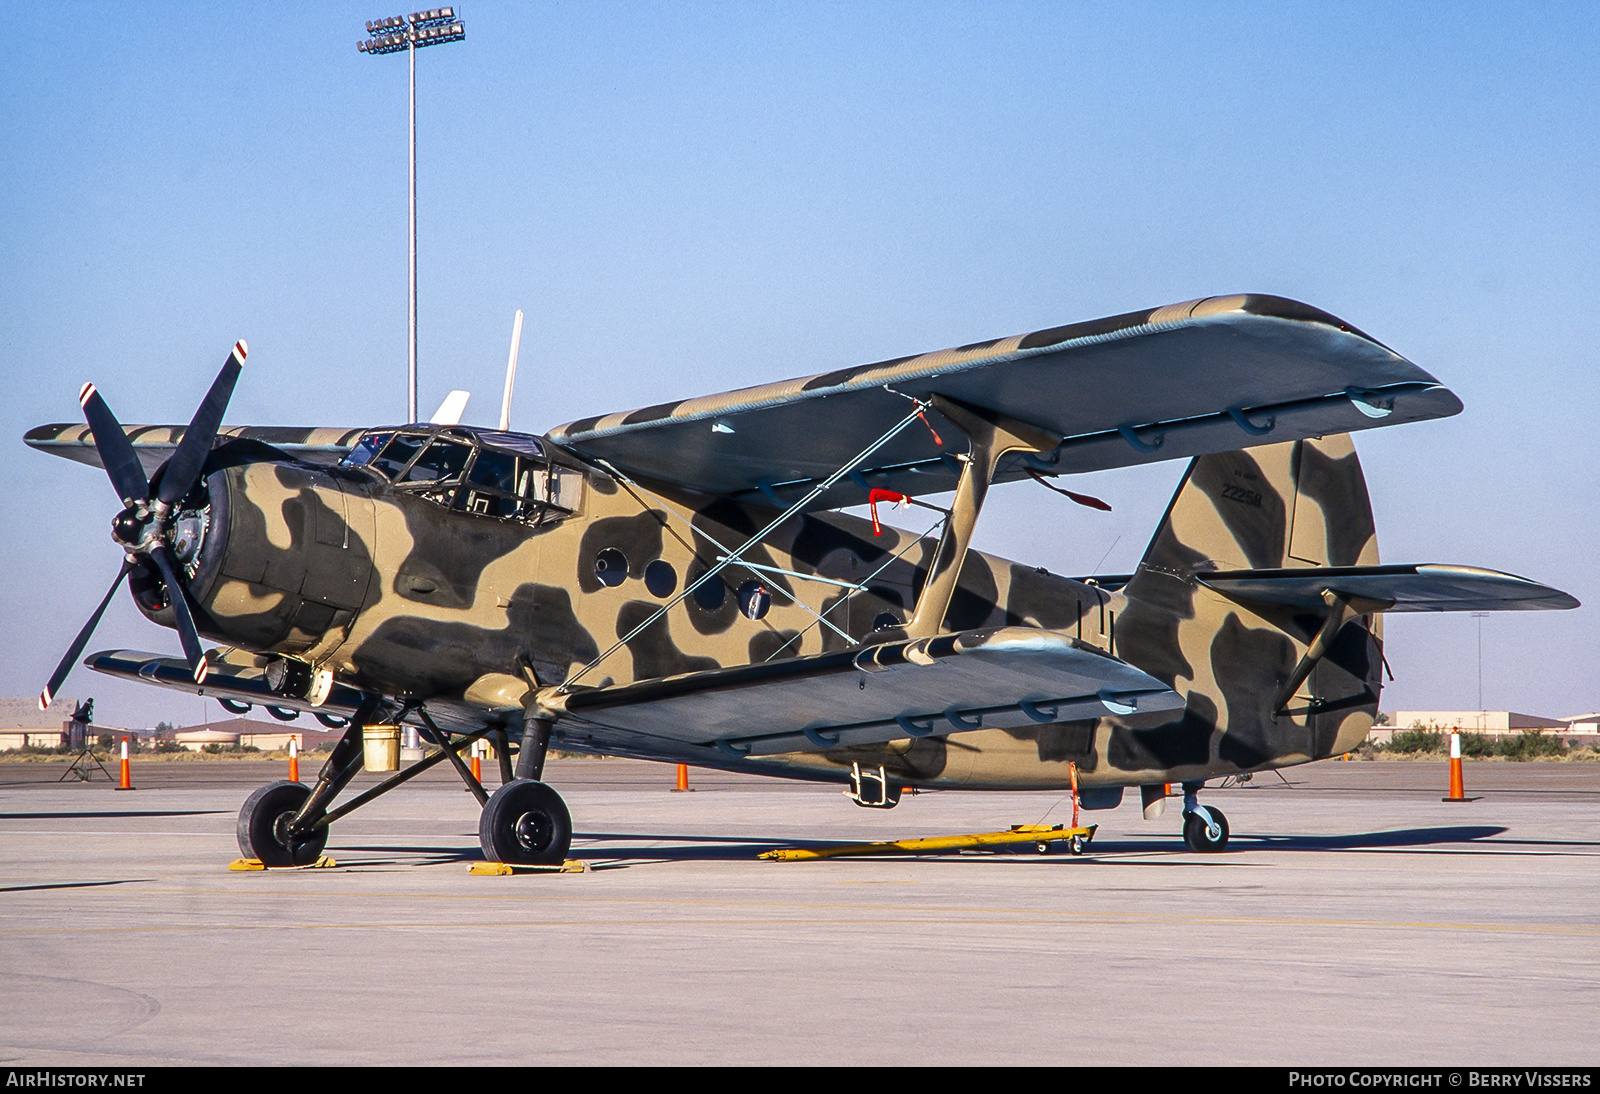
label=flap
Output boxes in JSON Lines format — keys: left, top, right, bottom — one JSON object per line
{"left": 1197, "top": 564, "right": 1580, "bottom": 612}
{"left": 547, "top": 294, "right": 1460, "bottom": 511}
{"left": 557, "top": 626, "right": 1184, "bottom": 757}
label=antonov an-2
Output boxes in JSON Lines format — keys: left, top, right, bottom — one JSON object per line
{"left": 26, "top": 294, "right": 1577, "bottom": 865}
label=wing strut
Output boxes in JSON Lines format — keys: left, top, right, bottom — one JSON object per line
{"left": 904, "top": 395, "right": 1059, "bottom": 638}
{"left": 555, "top": 398, "right": 938, "bottom": 695}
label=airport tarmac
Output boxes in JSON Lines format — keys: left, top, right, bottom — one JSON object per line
{"left": 1, "top": 757, "right": 1597, "bottom": 1066}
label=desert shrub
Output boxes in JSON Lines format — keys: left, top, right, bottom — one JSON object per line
{"left": 154, "top": 740, "right": 184, "bottom": 753}
{"left": 1496, "top": 731, "right": 1567, "bottom": 761}
{"left": 1384, "top": 728, "right": 1443, "bottom": 753}
{"left": 1458, "top": 731, "right": 1495, "bottom": 758}
{"left": 201, "top": 743, "right": 223, "bottom": 755}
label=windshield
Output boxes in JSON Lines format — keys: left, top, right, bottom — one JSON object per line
{"left": 343, "top": 431, "right": 392, "bottom": 467}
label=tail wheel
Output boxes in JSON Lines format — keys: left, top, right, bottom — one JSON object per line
{"left": 1182, "top": 806, "right": 1230, "bottom": 852}
{"left": 480, "top": 779, "right": 572, "bottom": 866}
{"left": 238, "top": 780, "right": 328, "bottom": 867}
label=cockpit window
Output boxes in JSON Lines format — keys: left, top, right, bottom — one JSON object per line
{"left": 368, "top": 434, "right": 427, "bottom": 480}
{"left": 401, "top": 439, "right": 472, "bottom": 484}
{"left": 344, "top": 431, "right": 392, "bottom": 467}
{"left": 345, "top": 426, "right": 580, "bottom": 526}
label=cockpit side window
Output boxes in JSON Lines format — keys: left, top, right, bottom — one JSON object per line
{"left": 401, "top": 439, "right": 472, "bottom": 484}
{"left": 369, "top": 434, "right": 427, "bottom": 480}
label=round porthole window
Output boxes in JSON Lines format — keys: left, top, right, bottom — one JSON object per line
{"left": 690, "top": 568, "right": 726, "bottom": 611}
{"left": 738, "top": 580, "right": 771, "bottom": 621}
{"left": 645, "top": 559, "right": 677, "bottom": 598}
{"left": 871, "top": 612, "right": 901, "bottom": 632}
{"left": 594, "top": 548, "right": 628, "bottom": 587}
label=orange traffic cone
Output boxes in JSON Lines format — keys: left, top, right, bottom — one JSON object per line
{"left": 288, "top": 736, "right": 299, "bottom": 783}
{"left": 115, "top": 736, "right": 135, "bottom": 791}
{"left": 1442, "top": 729, "right": 1479, "bottom": 802}
{"left": 673, "top": 763, "right": 692, "bottom": 792}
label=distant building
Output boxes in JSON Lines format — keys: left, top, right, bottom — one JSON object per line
{"left": 0, "top": 696, "right": 78, "bottom": 750}
{"left": 171, "top": 717, "right": 345, "bottom": 752}
{"left": 1372, "top": 710, "right": 1571, "bottom": 744}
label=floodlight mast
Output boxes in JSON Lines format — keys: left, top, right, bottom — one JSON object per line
{"left": 359, "top": 9, "right": 466, "bottom": 424}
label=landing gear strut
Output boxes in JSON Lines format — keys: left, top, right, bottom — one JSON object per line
{"left": 1180, "top": 780, "right": 1229, "bottom": 852}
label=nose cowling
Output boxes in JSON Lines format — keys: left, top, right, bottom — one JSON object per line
{"left": 141, "top": 461, "right": 377, "bottom": 656}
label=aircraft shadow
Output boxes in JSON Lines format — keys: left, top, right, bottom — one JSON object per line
{"left": 325, "top": 824, "right": 1600, "bottom": 871}
{"left": 0, "top": 810, "right": 227, "bottom": 821}
{"left": 1088, "top": 825, "right": 1513, "bottom": 853}
{"left": 0, "top": 879, "right": 149, "bottom": 894}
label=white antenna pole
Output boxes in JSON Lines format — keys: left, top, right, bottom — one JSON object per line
{"left": 499, "top": 309, "right": 524, "bottom": 431}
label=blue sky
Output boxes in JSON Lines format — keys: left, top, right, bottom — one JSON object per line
{"left": 2, "top": 2, "right": 1597, "bottom": 728}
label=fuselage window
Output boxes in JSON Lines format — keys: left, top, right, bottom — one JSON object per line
{"left": 738, "top": 580, "right": 771, "bottom": 621}
{"left": 594, "top": 548, "right": 628, "bottom": 587}
{"left": 645, "top": 559, "right": 677, "bottom": 598}
{"left": 690, "top": 566, "right": 726, "bottom": 612}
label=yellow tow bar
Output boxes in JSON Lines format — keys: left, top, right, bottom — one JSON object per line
{"left": 759, "top": 823, "right": 1097, "bottom": 861}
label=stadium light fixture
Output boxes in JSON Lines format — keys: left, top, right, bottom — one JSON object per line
{"left": 359, "top": 8, "right": 466, "bottom": 423}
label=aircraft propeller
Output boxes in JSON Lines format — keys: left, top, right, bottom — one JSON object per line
{"left": 39, "top": 342, "right": 247, "bottom": 709}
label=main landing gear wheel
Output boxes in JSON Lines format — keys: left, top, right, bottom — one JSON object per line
{"left": 479, "top": 779, "right": 572, "bottom": 866}
{"left": 1182, "top": 807, "right": 1229, "bottom": 852}
{"left": 238, "top": 780, "right": 327, "bottom": 867}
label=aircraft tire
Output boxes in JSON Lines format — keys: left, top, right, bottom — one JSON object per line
{"left": 1182, "top": 807, "right": 1229, "bottom": 852}
{"left": 480, "top": 779, "right": 572, "bottom": 866}
{"left": 237, "top": 780, "right": 328, "bottom": 867}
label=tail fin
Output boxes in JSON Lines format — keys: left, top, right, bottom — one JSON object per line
{"left": 1114, "top": 434, "right": 1382, "bottom": 775}
{"left": 1137, "top": 433, "right": 1379, "bottom": 576}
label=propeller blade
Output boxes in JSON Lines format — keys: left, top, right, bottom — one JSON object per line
{"left": 158, "top": 340, "right": 247, "bottom": 507}
{"left": 39, "top": 560, "right": 133, "bottom": 710}
{"left": 148, "top": 544, "right": 208, "bottom": 682}
{"left": 79, "top": 384, "right": 150, "bottom": 505}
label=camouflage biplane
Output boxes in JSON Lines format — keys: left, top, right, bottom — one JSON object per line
{"left": 26, "top": 294, "right": 1577, "bottom": 865}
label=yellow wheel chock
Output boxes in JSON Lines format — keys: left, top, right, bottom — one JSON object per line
{"left": 759, "top": 823, "right": 1097, "bottom": 861}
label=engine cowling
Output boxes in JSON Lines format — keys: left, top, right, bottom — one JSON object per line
{"left": 133, "top": 460, "right": 378, "bottom": 657}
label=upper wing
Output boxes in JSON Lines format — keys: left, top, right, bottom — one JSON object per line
{"left": 547, "top": 294, "right": 1462, "bottom": 511}
{"left": 1198, "top": 564, "right": 1580, "bottom": 612}
{"left": 24, "top": 424, "right": 367, "bottom": 475}
{"left": 555, "top": 626, "right": 1185, "bottom": 757}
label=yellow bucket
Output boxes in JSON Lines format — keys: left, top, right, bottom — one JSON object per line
{"left": 362, "top": 725, "right": 401, "bottom": 772}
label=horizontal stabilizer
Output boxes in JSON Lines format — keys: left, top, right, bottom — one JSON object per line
{"left": 1198, "top": 565, "right": 1579, "bottom": 612}
{"left": 558, "top": 626, "right": 1184, "bottom": 757}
